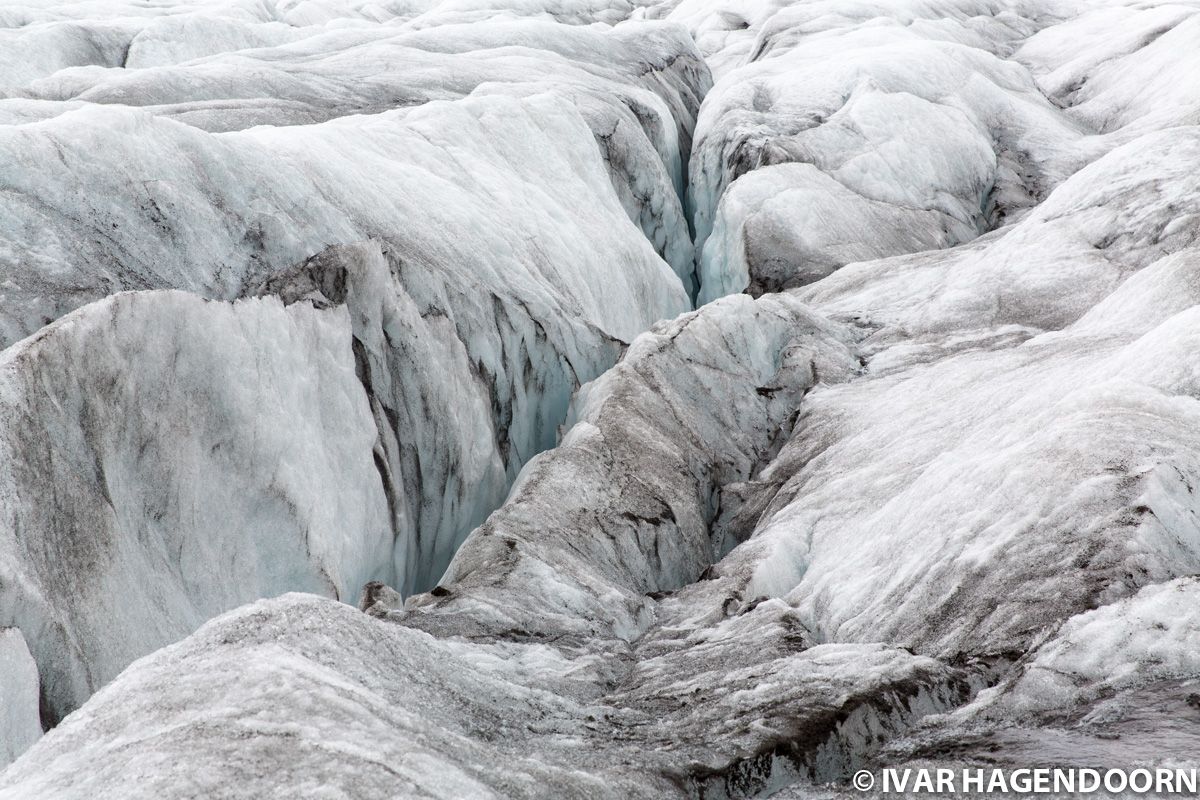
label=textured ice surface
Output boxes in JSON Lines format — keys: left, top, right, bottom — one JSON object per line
{"left": 0, "top": 593, "right": 964, "bottom": 799}
{"left": 412, "top": 291, "right": 859, "bottom": 641}
{"left": 0, "top": 291, "right": 961, "bottom": 797}
{"left": 0, "top": 290, "right": 391, "bottom": 724}
{"left": 877, "top": 578, "right": 1200, "bottom": 777}
{"left": 0, "top": 0, "right": 704, "bottom": 741}
{"left": 0, "top": 44, "right": 698, "bottom": 337}
{"left": 678, "top": 0, "right": 1200, "bottom": 304}
{"left": 3, "top": 0, "right": 1200, "bottom": 795}
{"left": 0, "top": 630, "right": 39, "bottom": 770}
{"left": 0, "top": 15, "right": 706, "bottom": 310}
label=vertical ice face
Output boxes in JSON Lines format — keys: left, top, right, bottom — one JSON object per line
{"left": 408, "top": 291, "right": 860, "bottom": 642}
{"left": 0, "top": 629, "right": 40, "bottom": 771}
{"left": 249, "top": 240, "right": 621, "bottom": 595}
{"left": 0, "top": 291, "right": 392, "bottom": 726}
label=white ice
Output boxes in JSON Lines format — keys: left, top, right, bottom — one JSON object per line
{"left": 2, "top": 0, "right": 1200, "bottom": 794}
{"left": 0, "top": 1, "right": 704, "bottom": 746}
{"left": 0, "top": 630, "right": 39, "bottom": 771}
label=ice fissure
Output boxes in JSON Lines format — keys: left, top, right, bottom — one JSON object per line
{"left": 3, "top": 0, "right": 1200, "bottom": 796}
{"left": 0, "top": 16, "right": 708, "bottom": 748}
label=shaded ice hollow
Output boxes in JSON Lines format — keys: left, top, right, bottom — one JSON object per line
{"left": 0, "top": 0, "right": 1198, "bottom": 797}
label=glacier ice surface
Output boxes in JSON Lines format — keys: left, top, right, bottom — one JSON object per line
{"left": 0, "top": 629, "right": 39, "bottom": 771}
{"left": 2, "top": 0, "right": 1200, "bottom": 795}
{"left": 0, "top": 2, "right": 709, "bottom": 738}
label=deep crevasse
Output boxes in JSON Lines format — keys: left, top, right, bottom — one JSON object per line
{"left": 0, "top": 9, "right": 710, "bottom": 742}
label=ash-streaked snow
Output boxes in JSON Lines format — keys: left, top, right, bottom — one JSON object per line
{"left": 1, "top": 0, "right": 1199, "bottom": 796}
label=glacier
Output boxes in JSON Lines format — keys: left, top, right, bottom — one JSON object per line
{"left": 0, "top": 0, "right": 1199, "bottom": 796}
{"left": 0, "top": 10, "right": 703, "bottom": 729}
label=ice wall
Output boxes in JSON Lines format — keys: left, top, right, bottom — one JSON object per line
{"left": 0, "top": 5, "right": 708, "bottom": 745}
